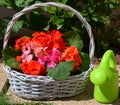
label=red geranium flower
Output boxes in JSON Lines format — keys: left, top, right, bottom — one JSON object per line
{"left": 15, "top": 37, "right": 31, "bottom": 50}
{"left": 16, "top": 56, "right": 21, "bottom": 63}
{"left": 51, "top": 30, "right": 66, "bottom": 50}
{"left": 61, "top": 46, "right": 82, "bottom": 72}
{"left": 32, "top": 31, "right": 53, "bottom": 49}
{"left": 21, "top": 60, "right": 47, "bottom": 76}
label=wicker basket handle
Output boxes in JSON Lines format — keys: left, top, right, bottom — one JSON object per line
{"left": 3, "top": 2, "right": 95, "bottom": 61}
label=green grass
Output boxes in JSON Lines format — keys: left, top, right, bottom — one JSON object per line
{"left": 0, "top": 93, "right": 53, "bottom": 105}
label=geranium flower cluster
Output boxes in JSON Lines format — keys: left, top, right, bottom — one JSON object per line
{"left": 15, "top": 30, "right": 82, "bottom": 76}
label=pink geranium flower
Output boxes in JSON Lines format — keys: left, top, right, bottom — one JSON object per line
{"left": 38, "top": 48, "right": 61, "bottom": 68}
{"left": 21, "top": 53, "right": 33, "bottom": 63}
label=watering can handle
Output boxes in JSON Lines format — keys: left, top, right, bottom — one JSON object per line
{"left": 99, "top": 50, "right": 116, "bottom": 70}
{"left": 90, "top": 50, "right": 116, "bottom": 85}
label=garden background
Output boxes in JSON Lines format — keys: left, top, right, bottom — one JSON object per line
{"left": 0, "top": 0, "right": 120, "bottom": 59}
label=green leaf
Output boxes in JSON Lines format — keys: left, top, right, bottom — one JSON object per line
{"left": 92, "top": 14, "right": 98, "bottom": 22}
{"left": 47, "top": 61, "right": 74, "bottom": 80}
{"left": 2, "top": 46, "right": 20, "bottom": 69}
{"left": 15, "top": 0, "right": 34, "bottom": 7}
{"left": 63, "top": 31, "right": 84, "bottom": 51}
{"left": 0, "top": 18, "right": 10, "bottom": 37}
{"left": 50, "top": 15, "right": 64, "bottom": 25}
{"left": 0, "top": 0, "right": 13, "bottom": 9}
{"left": 66, "top": 11, "right": 74, "bottom": 17}
{"left": 15, "top": 0, "right": 24, "bottom": 7}
{"left": 62, "top": 0, "right": 68, "bottom": 4}
{"left": 43, "top": 24, "right": 50, "bottom": 31}
{"left": 46, "top": 7, "right": 57, "bottom": 14}
{"left": 79, "top": 52, "right": 90, "bottom": 72}
{"left": 57, "top": 24, "right": 63, "bottom": 30}
{"left": 71, "top": 26, "right": 80, "bottom": 33}
{"left": 12, "top": 20, "right": 24, "bottom": 33}
{"left": 101, "top": 16, "right": 110, "bottom": 26}
{"left": 0, "top": 0, "right": 8, "bottom": 6}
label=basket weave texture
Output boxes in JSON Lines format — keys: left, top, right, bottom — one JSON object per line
{"left": 3, "top": 2, "right": 95, "bottom": 100}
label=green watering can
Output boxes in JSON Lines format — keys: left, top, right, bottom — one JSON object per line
{"left": 90, "top": 50, "right": 119, "bottom": 103}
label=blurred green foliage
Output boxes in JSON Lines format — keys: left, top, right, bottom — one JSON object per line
{"left": 0, "top": 0, "right": 120, "bottom": 56}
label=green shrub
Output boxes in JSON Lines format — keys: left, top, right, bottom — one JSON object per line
{"left": 0, "top": 0, "right": 120, "bottom": 56}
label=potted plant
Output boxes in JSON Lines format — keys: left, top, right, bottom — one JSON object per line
{"left": 2, "top": 2, "right": 94, "bottom": 100}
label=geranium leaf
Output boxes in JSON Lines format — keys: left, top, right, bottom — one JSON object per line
{"left": 2, "top": 46, "right": 20, "bottom": 69}
{"left": 47, "top": 61, "right": 74, "bottom": 80}
{"left": 12, "top": 20, "right": 24, "bottom": 33}
{"left": 63, "top": 31, "right": 84, "bottom": 51}
{"left": 79, "top": 52, "right": 90, "bottom": 72}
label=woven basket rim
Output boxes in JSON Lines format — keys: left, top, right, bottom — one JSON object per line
{"left": 4, "top": 64, "right": 93, "bottom": 82}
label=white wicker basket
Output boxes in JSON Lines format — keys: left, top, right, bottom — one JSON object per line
{"left": 3, "top": 2, "right": 95, "bottom": 100}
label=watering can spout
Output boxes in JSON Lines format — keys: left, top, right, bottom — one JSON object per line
{"left": 90, "top": 50, "right": 118, "bottom": 103}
